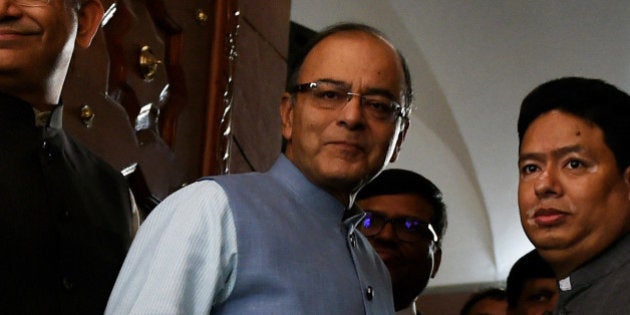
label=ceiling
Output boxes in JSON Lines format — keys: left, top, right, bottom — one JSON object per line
{"left": 290, "top": 0, "right": 630, "bottom": 291}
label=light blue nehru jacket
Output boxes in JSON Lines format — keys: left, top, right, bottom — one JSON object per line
{"left": 211, "top": 155, "right": 394, "bottom": 314}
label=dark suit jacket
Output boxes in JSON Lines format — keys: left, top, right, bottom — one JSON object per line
{"left": 0, "top": 93, "right": 133, "bottom": 314}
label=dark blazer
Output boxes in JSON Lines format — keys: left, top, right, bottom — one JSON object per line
{"left": 0, "top": 93, "right": 133, "bottom": 314}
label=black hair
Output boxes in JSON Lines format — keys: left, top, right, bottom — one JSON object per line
{"left": 460, "top": 288, "right": 507, "bottom": 315}
{"left": 357, "top": 169, "right": 447, "bottom": 246}
{"left": 506, "top": 250, "right": 555, "bottom": 308}
{"left": 286, "top": 22, "right": 413, "bottom": 110}
{"left": 518, "top": 77, "right": 630, "bottom": 172}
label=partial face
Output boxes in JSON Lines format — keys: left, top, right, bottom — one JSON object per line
{"left": 0, "top": 0, "right": 78, "bottom": 101}
{"left": 518, "top": 110, "right": 630, "bottom": 276}
{"left": 357, "top": 193, "right": 440, "bottom": 310}
{"left": 281, "top": 31, "right": 407, "bottom": 201}
{"left": 509, "top": 278, "right": 558, "bottom": 315}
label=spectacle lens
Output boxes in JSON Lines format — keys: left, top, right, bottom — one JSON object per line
{"left": 359, "top": 211, "right": 438, "bottom": 243}
{"left": 292, "top": 81, "right": 404, "bottom": 122}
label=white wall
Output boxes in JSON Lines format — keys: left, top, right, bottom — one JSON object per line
{"left": 291, "top": 0, "right": 630, "bottom": 289}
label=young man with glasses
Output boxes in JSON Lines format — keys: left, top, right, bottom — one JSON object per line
{"left": 356, "top": 169, "right": 447, "bottom": 315}
{"left": 106, "top": 23, "right": 411, "bottom": 314}
{"left": 0, "top": 0, "right": 134, "bottom": 314}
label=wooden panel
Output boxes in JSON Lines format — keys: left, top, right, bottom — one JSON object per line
{"left": 64, "top": 0, "right": 223, "bottom": 211}
{"left": 239, "top": 0, "right": 290, "bottom": 59}
{"left": 230, "top": 20, "right": 285, "bottom": 173}
{"left": 228, "top": 0, "right": 290, "bottom": 173}
{"left": 63, "top": 0, "right": 290, "bottom": 212}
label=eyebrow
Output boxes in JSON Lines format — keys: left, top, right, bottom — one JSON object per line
{"left": 518, "top": 144, "right": 585, "bottom": 164}
{"left": 314, "top": 78, "right": 398, "bottom": 100}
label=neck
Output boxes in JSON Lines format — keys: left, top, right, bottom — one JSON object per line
{"left": 0, "top": 82, "right": 61, "bottom": 112}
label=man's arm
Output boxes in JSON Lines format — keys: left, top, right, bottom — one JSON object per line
{"left": 105, "top": 181, "right": 237, "bottom": 314}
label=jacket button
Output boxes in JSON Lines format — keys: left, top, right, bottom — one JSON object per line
{"left": 365, "top": 286, "right": 374, "bottom": 300}
{"left": 349, "top": 233, "right": 357, "bottom": 247}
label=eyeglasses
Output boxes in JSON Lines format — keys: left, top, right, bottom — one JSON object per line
{"left": 12, "top": 0, "right": 50, "bottom": 7}
{"left": 289, "top": 80, "right": 409, "bottom": 122}
{"left": 359, "top": 211, "right": 438, "bottom": 243}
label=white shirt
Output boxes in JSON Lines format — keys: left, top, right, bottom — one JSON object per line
{"left": 106, "top": 181, "right": 237, "bottom": 314}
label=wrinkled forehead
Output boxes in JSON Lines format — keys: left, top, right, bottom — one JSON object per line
{"left": 299, "top": 31, "right": 405, "bottom": 94}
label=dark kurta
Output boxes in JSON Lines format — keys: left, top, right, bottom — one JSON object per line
{"left": 0, "top": 93, "right": 133, "bottom": 314}
{"left": 556, "top": 233, "right": 630, "bottom": 314}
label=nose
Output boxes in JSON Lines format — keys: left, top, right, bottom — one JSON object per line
{"left": 534, "top": 167, "right": 562, "bottom": 199}
{"left": 373, "top": 221, "right": 397, "bottom": 240}
{"left": 0, "top": 0, "right": 22, "bottom": 17}
{"left": 337, "top": 92, "right": 366, "bottom": 129}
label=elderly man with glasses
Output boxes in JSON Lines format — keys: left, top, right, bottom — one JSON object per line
{"left": 357, "top": 169, "right": 447, "bottom": 315}
{"left": 106, "top": 22, "right": 411, "bottom": 314}
{"left": 0, "top": 0, "right": 134, "bottom": 314}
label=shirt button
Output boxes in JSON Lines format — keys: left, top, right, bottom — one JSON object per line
{"left": 365, "top": 286, "right": 374, "bottom": 301}
{"left": 349, "top": 233, "right": 357, "bottom": 247}
{"left": 41, "top": 141, "right": 53, "bottom": 160}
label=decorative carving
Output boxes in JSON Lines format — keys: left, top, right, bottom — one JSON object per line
{"left": 139, "top": 45, "right": 163, "bottom": 81}
{"left": 79, "top": 104, "right": 95, "bottom": 128}
{"left": 219, "top": 11, "right": 240, "bottom": 174}
{"left": 196, "top": 9, "right": 208, "bottom": 24}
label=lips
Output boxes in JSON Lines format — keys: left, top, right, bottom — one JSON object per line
{"left": 533, "top": 208, "right": 568, "bottom": 226}
{"left": 0, "top": 22, "right": 42, "bottom": 37}
{"left": 325, "top": 140, "right": 367, "bottom": 156}
{"left": 0, "top": 27, "right": 39, "bottom": 48}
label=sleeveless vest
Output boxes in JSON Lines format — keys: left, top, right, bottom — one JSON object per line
{"left": 210, "top": 156, "right": 393, "bottom": 314}
{"left": 0, "top": 94, "right": 133, "bottom": 314}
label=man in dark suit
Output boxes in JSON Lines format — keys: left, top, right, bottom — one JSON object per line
{"left": 0, "top": 0, "right": 134, "bottom": 313}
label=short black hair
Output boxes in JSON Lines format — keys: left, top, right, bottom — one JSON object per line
{"left": 357, "top": 169, "right": 447, "bottom": 246}
{"left": 506, "top": 250, "right": 555, "bottom": 308}
{"left": 460, "top": 288, "right": 507, "bottom": 315}
{"left": 518, "top": 77, "right": 630, "bottom": 172}
{"left": 286, "top": 22, "right": 413, "bottom": 110}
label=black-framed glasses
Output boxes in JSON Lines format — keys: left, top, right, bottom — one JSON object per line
{"left": 289, "top": 80, "right": 409, "bottom": 122}
{"left": 358, "top": 211, "right": 438, "bottom": 243}
{"left": 12, "top": 0, "right": 50, "bottom": 7}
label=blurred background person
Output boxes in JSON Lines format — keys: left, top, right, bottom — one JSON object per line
{"left": 357, "top": 169, "right": 447, "bottom": 314}
{"left": 460, "top": 288, "right": 508, "bottom": 315}
{"left": 506, "top": 250, "right": 558, "bottom": 315}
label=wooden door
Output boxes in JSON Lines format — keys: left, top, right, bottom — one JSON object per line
{"left": 62, "top": 0, "right": 290, "bottom": 216}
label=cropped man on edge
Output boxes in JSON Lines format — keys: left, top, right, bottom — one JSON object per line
{"left": 0, "top": 0, "right": 134, "bottom": 313}
{"left": 517, "top": 77, "right": 630, "bottom": 314}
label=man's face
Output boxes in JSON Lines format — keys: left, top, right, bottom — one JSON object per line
{"left": 518, "top": 110, "right": 630, "bottom": 276}
{"left": 357, "top": 193, "right": 440, "bottom": 309}
{"left": 281, "top": 31, "right": 406, "bottom": 201}
{"left": 0, "top": 0, "right": 78, "bottom": 96}
{"left": 510, "top": 278, "right": 558, "bottom": 315}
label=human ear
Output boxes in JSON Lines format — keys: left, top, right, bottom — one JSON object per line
{"left": 430, "top": 245, "right": 442, "bottom": 278}
{"left": 388, "top": 117, "right": 409, "bottom": 163}
{"left": 75, "top": 0, "right": 105, "bottom": 48}
{"left": 280, "top": 93, "right": 294, "bottom": 144}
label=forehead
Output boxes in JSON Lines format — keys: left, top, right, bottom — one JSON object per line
{"left": 298, "top": 31, "right": 404, "bottom": 93}
{"left": 520, "top": 110, "right": 606, "bottom": 153}
{"left": 357, "top": 193, "right": 433, "bottom": 220}
{"left": 521, "top": 278, "right": 557, "bottom": 293}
